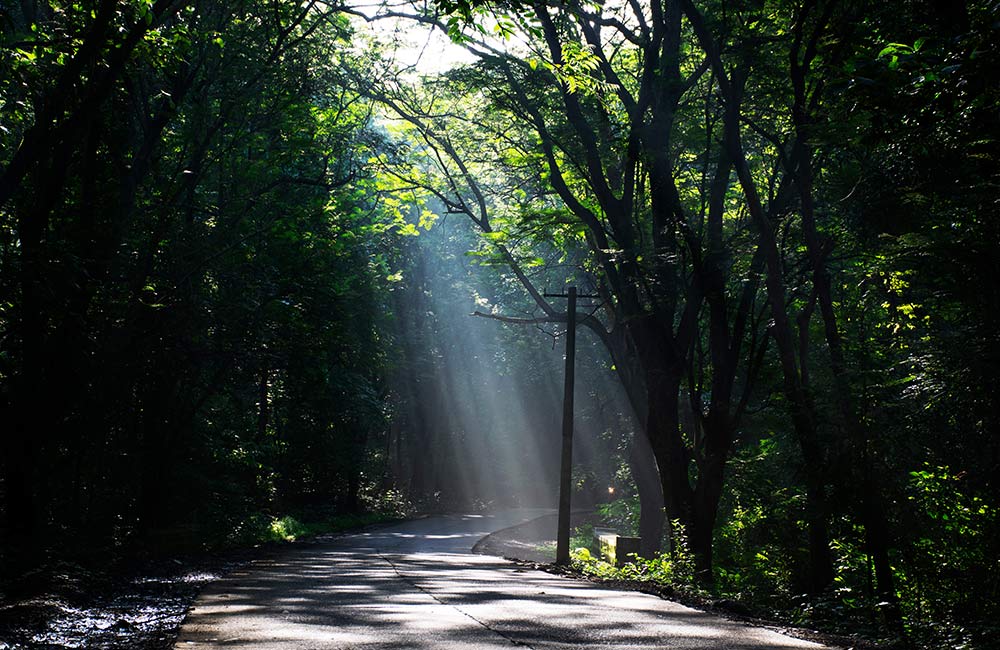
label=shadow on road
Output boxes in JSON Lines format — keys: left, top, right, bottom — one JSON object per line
{"left": 175, "top": 512, "right": 832, "bottom": 649}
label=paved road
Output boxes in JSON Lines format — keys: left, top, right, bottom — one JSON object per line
{"left": 174, "top": 512, "right": 833, "bottom": 649}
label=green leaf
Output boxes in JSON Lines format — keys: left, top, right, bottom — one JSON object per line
{"left": 397, "top": 222, "right": 420, "bottom": 236}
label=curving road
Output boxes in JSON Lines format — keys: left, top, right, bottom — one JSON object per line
{"left": 174, "top": 511, "right": 834, "bottom": 649}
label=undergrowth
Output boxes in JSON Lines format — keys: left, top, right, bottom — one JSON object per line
{"left": 226, "top": 489, "right": 412, "bottom": 547}
{"left": 569, "top": 519, "right": 703, "bottom": 597}
{"left": 262, "top": 512, "right": 398, "bottom": 543}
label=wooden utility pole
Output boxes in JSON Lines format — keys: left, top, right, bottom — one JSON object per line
{"left": 556, "top": 286, "right": 576, "bottom": 565}
{"left": 544, "top": 286, "right": 598, "bottom": 565}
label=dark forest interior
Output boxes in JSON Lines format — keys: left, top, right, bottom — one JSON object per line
{"left": 1, "top": 1, "right": 998, "bottom": 648}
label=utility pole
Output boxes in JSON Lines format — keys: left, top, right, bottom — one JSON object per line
{"left": 545, "top": 286, "right": 598, "bottom": 565}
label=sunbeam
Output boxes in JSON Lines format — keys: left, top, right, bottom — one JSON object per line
{"left": 387, "top": 216, "right": 635, "bottom": 515}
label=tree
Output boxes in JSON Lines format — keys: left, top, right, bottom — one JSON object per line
{"left": 351, "top": 0, "right": 781, "bottom": 577}
{"left": 0, "top": 0, "right": 405, "bottom": 565}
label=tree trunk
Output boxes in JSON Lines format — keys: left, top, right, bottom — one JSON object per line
{"left": 690, "top": 439, "right": 726, "bottom": 580}
{"left": 682, "top": 0, "right": 835, "bottom": 593}
{"left": 789, "top": 56, "right": 904, "bottom": 627}
{"left": 731, "top": 117, "right": 834, "bottom": 593}
{"left": 607, "top": 327, "right": 665, "bottom": 556}
{"left": 644, "top": 363, "right": 691, "bottom": 532}
{"left": 627, "top": 429, "right": 665, "bottom": 558}
{"left": 10, "top": 169, "right": 59, "bottom": 557}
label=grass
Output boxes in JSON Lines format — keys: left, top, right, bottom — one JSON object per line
{"left": 264, "top": 512, "right": 397, "bottom": 543}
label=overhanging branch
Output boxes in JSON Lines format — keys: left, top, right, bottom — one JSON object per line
{"left": 472, "top": 309, "right": 611, "bottom": 348}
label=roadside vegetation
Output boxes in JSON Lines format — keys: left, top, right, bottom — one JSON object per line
{"left": 570, "top": 491, "right": 995, "bottom": 649}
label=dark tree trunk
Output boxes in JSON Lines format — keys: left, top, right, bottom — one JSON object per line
{"left": 690, "top": 408, "right": 732, "bottom": 580}
{"left": 687, "top": 138, "right": 741, "bottom": 581}
{"left": 10, "top": 162, "right": 64, "bottom": 555}
{"left": 683, "top": 0, "right": 836, "bottom": 594}
{"left": 643, "top": 363, "right": 691, "bottom": 532}
{"left": 606, "top": 327, "right": 665, "bottom": 556}
{"left": 788, "top": 15, "right": 904, "bottom": 619}
{"left": 690, "top": 452, "right": 724, "bottom": 578}
{"left": 627, "top": 429, "right": 665, "bottom": 558}
{"left": 734, "top": 120, "right": 834, "bottom": 593}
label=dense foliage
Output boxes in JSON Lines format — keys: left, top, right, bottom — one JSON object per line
{"left": 2, "top": 0, "right": 997, "bottom": 648}
{"left": 0, "top": 1, "right": 409, "bottom": 563}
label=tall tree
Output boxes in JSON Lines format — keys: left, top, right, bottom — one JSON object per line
{"left": 352, "top": 0, "right": 776, "bottom": 575}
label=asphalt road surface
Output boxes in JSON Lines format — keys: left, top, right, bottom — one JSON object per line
{"left": 174, "top": 511, "right": 834, "bottom": 649}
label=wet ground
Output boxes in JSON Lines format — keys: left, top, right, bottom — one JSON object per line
{"left": 0, "top": 552, "right": 254, "bottom": 649}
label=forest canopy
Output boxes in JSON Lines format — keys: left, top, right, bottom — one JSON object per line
{"left": 1, "top": 1, "right": 998, "bottom": 648}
